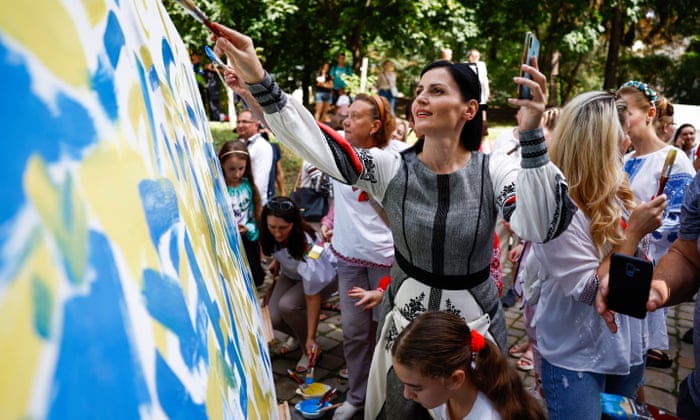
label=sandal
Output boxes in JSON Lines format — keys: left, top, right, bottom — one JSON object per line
{"left": 509, "top": 341, "right": 530, "bottom": 359}
{"left": 646, "top": 349, "right": 672, "bottom": 369}
{"left": 319, "top": 313, "right": 329, "bottom": 321}
{"left": 295, "top": 352, "right": 310, "bottom": 373}
{"left": 279, "top": 337, "right": 299, "bottom": 354}
{"left": 516, "top": 348, "right": 535, "bottom": 372}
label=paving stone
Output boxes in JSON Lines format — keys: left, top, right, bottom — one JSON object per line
{"left": 645, "top": 368, "right": 677, "bottom": 390}
{"left": 643, "top": 385, "right": 678, "bottom": 414}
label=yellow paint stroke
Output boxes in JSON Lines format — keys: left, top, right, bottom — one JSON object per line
{"left": 81, "top": 0, "right": 108, "bottom": 27}
{"left": 78, "top": 139, "right": 158, "bottom": 284}
{"left": 0, "top": 242, "right": 58, "bottom": 419}
{"left": 205, "top": 332, "right": 225, "bottom": 419}
{"left": 152, "top": 321, "right": 167, "bottom": 361}
{"left": 24, "top": 156, "right": 88, "bottom": 285}
{"left": 0, "top": 2, "right": 87, "bottom": 87}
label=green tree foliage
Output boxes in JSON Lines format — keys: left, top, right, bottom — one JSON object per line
{"left": 165, "top": 0, "right": 700, "bottom": 108}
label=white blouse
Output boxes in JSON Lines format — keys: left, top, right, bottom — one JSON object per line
{"left": 534, "top": 210, "right": 646, "bottom": 374}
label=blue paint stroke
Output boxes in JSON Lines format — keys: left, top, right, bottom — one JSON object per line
{"left": 184, "top": 235, "right": 223, "bottom": 353}
{"left": 92, "top": 57, "right": 118, "bottom": 121}
{"left": 48, "top": 231, "right": 149, "bottom": 419}
{"left": 138, "top": 179, "right": 179, "bottom": 248}
{"left": 141, "top": 268, "right": 202, "bottom": 369}
{"left": 155, "top": 351, "right": 206, "bottom": 420}
{"left": 134, "top": 52, "right": 158, "bottom": 169}
{"left": 0, "top": 41, "right": 96, "bottom": 226}
{"left": 104, "top": 11, "right": 125, "bottom": 68}
{"left": 161, "top": 38, "right": 175, "bottom": 84}
{"left": 160, "top": 123, "right": 181, "bottom": 181}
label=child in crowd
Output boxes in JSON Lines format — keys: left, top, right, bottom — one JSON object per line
{"left": 261, "top": 196, "right": 338, "bottom": 372}
{"left": 392, "top": 311, "right": 546, "bottom": 420}
{"left": 218, "top": 141, "right": 265, "bottom": 288}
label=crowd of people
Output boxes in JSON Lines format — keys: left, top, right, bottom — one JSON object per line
{"left": 204, "top": 21, "right": 699, "bottom": 420}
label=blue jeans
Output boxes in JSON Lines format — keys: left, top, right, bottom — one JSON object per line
{"left": 541, "top": 357, "right": 645, "bottom": 420}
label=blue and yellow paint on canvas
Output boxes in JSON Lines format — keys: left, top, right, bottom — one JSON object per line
{"left": 0, "top": 0, "right": 276, "bottom": 418}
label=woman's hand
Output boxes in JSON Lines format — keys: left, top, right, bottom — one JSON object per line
{"left": 509, "top": 243, "right": 523, "bottom": 263}
{"left": 348, "top": 286, "right": 383, "bottom": 311}
{"left": 509, "top": 57, "right": 547, "bottom": 132}
{"left": 305, "top": 338, "right": 319, "bottom": 359}
{"left": 626, "top": 195, "right": 667, "bottom": 242}
{"left": 237, "top": 224, "right": 247, "bottom": 235}
{"left": 223, "top": 66, "right": 248, "bottom": 95}
{"left": 211, "top": 23, "right": 266, "bottom": 84}
{"left": 320, "top": 224, "right": 333, "bottom": 242}
{"left": 268, "top": 258, "right": 280, "bottom": 277}
{"left": 595, "top": 275, "right": 618, "bottom": 333}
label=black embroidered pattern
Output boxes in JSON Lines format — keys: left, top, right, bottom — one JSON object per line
{"left": 545, "top": 173, "right": 576, "bottom": 241}
{"left": 384, "top": 320, "right": 399, "bottom": 351}
{"left": 399, "top": 292, "right": 427, "bottom": 320}
{"left": 443, "top": 298, "right": 462, "bottom": 318}
{"left": 356, "top": 148, "right": 378, "bottom": 183}
{"left": 384, "top": 292, "right": 427, "bottom": 350}
{"left": 496, "top": 182, "right": 515, "bottom": 215}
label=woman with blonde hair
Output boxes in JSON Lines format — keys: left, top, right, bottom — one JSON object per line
{"left": 534, "top": 91, "right": 667, "bottom": 419}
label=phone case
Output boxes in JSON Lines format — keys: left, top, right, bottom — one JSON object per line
{"left": 607, "top": 253, "right": 653, "bottom": 319}
{"left": 518, "top": 32, "right": 540, "bottom": 99}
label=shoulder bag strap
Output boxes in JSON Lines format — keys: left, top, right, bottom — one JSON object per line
{"left": 367, "top": 195, "right": 391, "bottom": 227}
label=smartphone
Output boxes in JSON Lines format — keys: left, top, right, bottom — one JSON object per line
{"left": 204, "top": 45, "right": 225, "bottom": 68}
{"left": 607, "top": 253, "right": 653, "bottom": 319}
{"left": 518, "top": 32, "right": 540, "bottom": 100}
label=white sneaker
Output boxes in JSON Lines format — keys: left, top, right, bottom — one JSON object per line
{"left": 331, "top": 402, "right": 361, "bottom": 420}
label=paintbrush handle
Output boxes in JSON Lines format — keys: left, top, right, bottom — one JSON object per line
{"left": 317, "top": 387, "right": 337, "bottom": 407}
{"left": 317, "top": 402, "right": 344, "bottom": 413}
{"left": 657, "top": 177, "right": 669, "bottom": 197}
{"left": 287, "top": 369, "right": 304, "bottom": 385}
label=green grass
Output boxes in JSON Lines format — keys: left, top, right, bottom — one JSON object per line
{"left": 208, "top": 121, "right": 513, "bottom": 196}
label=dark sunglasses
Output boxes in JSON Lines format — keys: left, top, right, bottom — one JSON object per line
{"left": 265, "top": 197, "right": 295, "bottom": 212}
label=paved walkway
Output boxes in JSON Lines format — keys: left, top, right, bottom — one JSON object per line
{"left": 262, "top": 283, "right": 694, "bottom": 419}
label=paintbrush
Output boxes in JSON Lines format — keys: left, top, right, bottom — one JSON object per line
{"left": 287, "top": 369, "right": 305, "bottom": 386}
{"left": 316, "top": 387, "right": 336, "bottom": 408}
{"left": 317, "top": 402, "right": 344, "bottom": 413}
{"left": 174, "top": 0, "right": 222, "bottom": 35}
{"left": 656, "top": 149, "right": 677, "bottom": 197}
{"left": 305, "top": 344, "right": 318, "bottom": 385}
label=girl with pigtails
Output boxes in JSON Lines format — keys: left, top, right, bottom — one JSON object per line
{"left": 391, "top": 311, "right": 546, "bottom": 420}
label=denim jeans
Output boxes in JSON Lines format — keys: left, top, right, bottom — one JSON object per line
{"left": 541, "top": 357, "right": 645, "bottom": 420}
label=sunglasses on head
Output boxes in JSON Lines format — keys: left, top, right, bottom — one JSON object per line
{"left": 265, "top": 197, "right": 296, "bottom": 212}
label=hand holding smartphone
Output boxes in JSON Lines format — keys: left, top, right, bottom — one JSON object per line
{"left": 607, "top": 253, "right": 653, "bottom": 319}
{"left": 518, "top": 32, "right": 540, "bottom": 100}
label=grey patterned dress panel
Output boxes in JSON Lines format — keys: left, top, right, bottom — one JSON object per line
{"left": 383, "top": 148, "right": 497, "bottom": 276}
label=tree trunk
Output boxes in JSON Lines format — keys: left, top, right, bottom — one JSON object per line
{"left": 604, "top": 2, "right": 625, "bottom": 90}
{"left": 549, "top": 51, "right": 560, "bottom": 106}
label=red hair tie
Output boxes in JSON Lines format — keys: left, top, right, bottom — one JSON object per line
{"left": 470, "top": 330, "right": 486, "bottom": 353}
